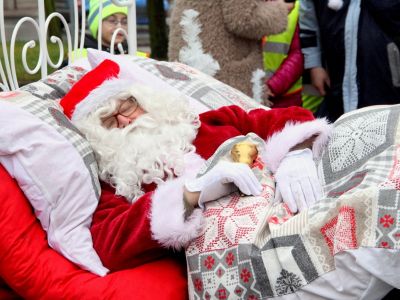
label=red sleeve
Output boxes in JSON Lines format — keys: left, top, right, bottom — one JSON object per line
{"left": 194, "top": 105, "right": 315, "bottom": 159}
{"left": 90, "top": 184, "right": 170, "bottom": 272}
{"left": 266, "top": 25, "right": 304, "bottom": 96}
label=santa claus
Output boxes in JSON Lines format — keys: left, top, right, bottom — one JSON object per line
{"left": 59, "top": 59, "right": 332, "bottom": 272}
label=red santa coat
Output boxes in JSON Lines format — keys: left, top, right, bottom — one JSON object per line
{"left": 91, "top": 105, "right": 331, "bottom": 272}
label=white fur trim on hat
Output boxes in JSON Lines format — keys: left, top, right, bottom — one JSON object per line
{"left": 264, "top": 118, "right": 332, "bottom": 173}
{"left": 71, "top": 77, "right": 187, "bottom": 123}
{"left": 328, "top": 0, "right": 343, "bottom": 10}
{"left": 71, "top": 78, "right": 134, "bottom": 122}
{"left": 150, "top": 152, "right": 205, "bottom": 249}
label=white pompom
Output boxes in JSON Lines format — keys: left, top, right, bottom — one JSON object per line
{"left": 328, "top": 0, "right": 343, "bottom": 10}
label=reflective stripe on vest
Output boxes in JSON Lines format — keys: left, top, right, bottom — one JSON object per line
{"left": 263, "top": 1, "right": 302, "bottom": 95}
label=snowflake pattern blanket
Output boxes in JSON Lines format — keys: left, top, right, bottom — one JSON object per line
{"left": 185, "top": 105, "right": 400, "bottom": 299}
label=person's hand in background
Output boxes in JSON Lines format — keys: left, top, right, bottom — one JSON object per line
{"left": 263, "top": 84, "right": 275, "bottom": 107}
{"left": 310, "top": 67, "right": 331, "bottom": 96}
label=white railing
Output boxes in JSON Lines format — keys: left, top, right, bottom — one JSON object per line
{"left": 0, "top": 0, "right": 137, "bottom": 91}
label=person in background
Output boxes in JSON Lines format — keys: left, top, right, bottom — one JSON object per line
{"left": 263, "top": 0, "right": 303, "bottom": 108}
{"left": 76, "top": 0, "right": 90, "bottom": 14}
{"left": 86, "top": 0, "right": 129, "bottom": 54}
{"left": 299, "top": 0, "right": 400, "bottom": 122}
{"left": 64, "top": 0, "right": 148, "bottom": 67}
{"left": 168, "top": 0, "right": 290, "bottom": 104}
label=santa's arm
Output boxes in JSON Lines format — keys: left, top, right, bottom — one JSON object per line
{"left": 90, "top": 153, "right": 205, "bottom": 271}
{"left": 195, "top": 105, "right": 332, "bottom": 171}
{"left": 91, "top": 187, "right": 167, "bottom": 272}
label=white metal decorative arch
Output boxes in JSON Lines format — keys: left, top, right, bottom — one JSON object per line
{"left": 0, "top": 0, "right": 137, "bottom": 91}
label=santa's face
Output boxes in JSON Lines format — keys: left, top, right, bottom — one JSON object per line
{"left": 75, "top": 86, "right": 200, "bottom": 202}
{"left": 100, "top": 96, "right": 146, "bottom": 129}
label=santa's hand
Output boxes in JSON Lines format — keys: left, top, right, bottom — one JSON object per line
{"left": 185, "top": 161, "right": 262, "bottom": 209}
{"left": 273, "top": 148, "right": 322, "bottom": 213}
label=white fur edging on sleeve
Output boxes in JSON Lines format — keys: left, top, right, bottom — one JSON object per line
{"left": 264, "top": 118, "right": 332, "bottom": 173}
{"left": 150, "top": 152, "right": 205, "bottom": 250}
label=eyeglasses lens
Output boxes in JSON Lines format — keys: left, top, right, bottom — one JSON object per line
{"left": 119, "top": 98, "right": 138, "bottom": 116}
{"left": 101, "top": 98, "right": 138, "bottom": 129}
{"left": 106, "top": 18, "right": 128, "bottom": 26}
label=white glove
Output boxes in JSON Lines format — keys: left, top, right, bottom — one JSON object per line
{"left": 274, "top": 148, "right": 322, "bottom": 213}
{"left": 185, "top": 161, "right": 262, "bottom": 209}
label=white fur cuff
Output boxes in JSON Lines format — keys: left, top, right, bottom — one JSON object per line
{"left": 150, "top": 176, "right": 204, "bottom": 250}
{"left": 264, "top": 118, "right": 332, "bottom": 173}
{"left": 150, "top": 152, "right": 205, "bottom": 249}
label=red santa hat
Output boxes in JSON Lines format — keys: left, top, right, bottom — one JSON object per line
{"left": 60, "top": 59, "right": 171, "bottom": 123}
{"left": 60, "top": 59, "right": 120, "bottom": 121}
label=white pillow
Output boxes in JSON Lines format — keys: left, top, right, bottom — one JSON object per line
{"left": 0, "top": 93, "right": 108, "bottom": 276}
{"left": 70, "top": 56, "right": 92, "bottom": 70}
{"left": 87, "top": 49, "right": 265, "bottom": 114}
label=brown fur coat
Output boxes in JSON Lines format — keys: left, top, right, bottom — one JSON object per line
{"left": 168, "top": 0, "right": 288, "bottom": 102}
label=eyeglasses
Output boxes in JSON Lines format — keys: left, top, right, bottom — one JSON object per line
{"left": 104, "top": 17, "right": 128, "bottom": 27}
{"left": 101, "top": 97, "right": 139, "bottom": 129}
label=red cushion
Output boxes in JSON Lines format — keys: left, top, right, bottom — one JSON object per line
{"left": 0, "top": 165, "right": 188, "bottom": 299}
{"left": 0, "top": 277, "right": 21, "bottom": 299}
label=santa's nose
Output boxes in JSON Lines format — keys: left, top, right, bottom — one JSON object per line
{"left": 117, "top": 114, "right": 132, "bottom": 128}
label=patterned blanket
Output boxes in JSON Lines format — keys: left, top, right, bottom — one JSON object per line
{"left": 186, "top": 105, "right": 400, "bottom": 299}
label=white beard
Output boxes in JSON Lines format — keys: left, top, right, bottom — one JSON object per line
{"left": 75, "top": 92, "right": 200, "bottom": 203}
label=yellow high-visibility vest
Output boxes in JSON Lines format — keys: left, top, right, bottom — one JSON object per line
{"left": 302, "top": 84, "right": 324, "bottom": 113}
{"left": 69, "top": 48, "right": 149, "bottom": 63}
{"left": 263, "top": 1, "right": 302, "bottom": 96}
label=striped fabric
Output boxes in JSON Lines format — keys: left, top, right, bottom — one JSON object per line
{"left": 186, "top": 104, "right": 400, "bottom": 299}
